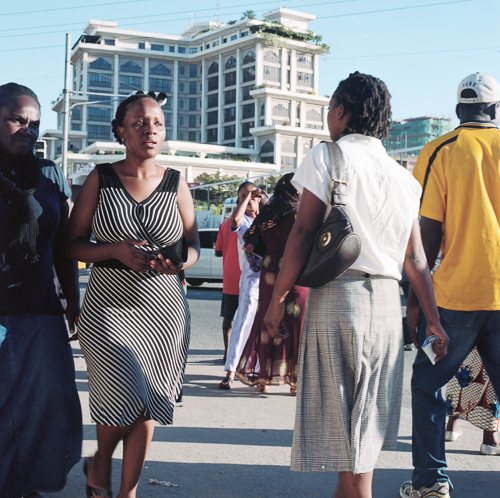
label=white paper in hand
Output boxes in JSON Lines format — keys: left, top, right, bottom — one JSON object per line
{"left": 421, "top": 334, "right": 441, "bottom": 365}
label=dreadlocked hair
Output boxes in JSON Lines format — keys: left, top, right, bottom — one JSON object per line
{"left": 111, "top": 91, "right": 161, "bottom": 144}
{"left": 333, "top": 72, "right": 392, "bottom": 139}
{"left": 0, "top": 82, "right": 41, "bottom": 113}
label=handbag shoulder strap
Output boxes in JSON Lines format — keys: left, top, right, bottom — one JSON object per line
{"left": 323, "top": 141, "right": 348, "bottom": 207}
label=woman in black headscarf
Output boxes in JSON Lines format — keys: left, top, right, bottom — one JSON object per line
{"left": 236, "top": 173, "right": 307, "bottom": 395}
{"left": 0, "top": 83, "right": 82, "bottom": 498}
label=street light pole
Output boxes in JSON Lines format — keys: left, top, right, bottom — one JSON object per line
{"left": 61, "top": 33, "right": 71, "bottom": 177}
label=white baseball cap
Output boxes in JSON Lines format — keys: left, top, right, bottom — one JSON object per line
{"left": 457, "top": 73, "right": 500, "bottom": 104}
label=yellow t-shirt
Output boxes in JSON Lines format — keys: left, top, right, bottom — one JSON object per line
{"left": 413, "top": 123, "right": 500, "bottom": 311}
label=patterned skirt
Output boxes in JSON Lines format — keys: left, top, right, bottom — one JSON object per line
{"left": 291, "top": 270, "right": 403, "bottom": 474}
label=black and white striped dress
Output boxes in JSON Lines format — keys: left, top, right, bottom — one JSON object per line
{"left": 78, "top": 164, "right": 190, "bottom": 427}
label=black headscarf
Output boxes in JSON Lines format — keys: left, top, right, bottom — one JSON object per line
{"left": 243, "top": 173, "right": 299, "bottom": 247}
{"left": 0, "top": 151, "right": 40, "bottom": 265}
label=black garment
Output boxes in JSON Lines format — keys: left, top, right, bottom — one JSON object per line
{"left": 0, "top": 160, "right": 71, "bottom": 315}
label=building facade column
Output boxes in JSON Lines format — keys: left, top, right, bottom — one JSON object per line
{"left": 313, "top": 53, "right": 319, "bottom": 94}
{"left": 235, "top": 47, "right": 241, "bottom": 147}
{"left": 255, "top": 42, "right": 263, "bottom": 86}
{"left": 200, "top": 59, "right": 206, "bottom": 143}
{"left": 173, "top": 60, "right": 179, "bottom": 140}
{"left": 290, "top": 49, "right": 297, "bottom": 93}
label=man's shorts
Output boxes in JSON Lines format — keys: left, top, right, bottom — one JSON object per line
{"left": 220, "top": 293, "right": 239, "bottom": 321}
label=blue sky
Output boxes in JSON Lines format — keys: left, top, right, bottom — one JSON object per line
{"left": 1, "top": 0, "right": 499, "bottom": 131}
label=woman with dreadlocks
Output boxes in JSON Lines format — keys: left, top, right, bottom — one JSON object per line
{"left": 236, "top": 173, "right": 307, "bottom": 395}
{"left": 0, "top": 83, "right": 82, "bottom": 498}
{"left": 264, "top": 72, "right": 447, "bottom": 498}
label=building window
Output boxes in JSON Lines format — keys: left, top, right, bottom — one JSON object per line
{"left": 189, "top": 64, "right": 198, "bottom": 78}
{"left": 282, "top": 138, "right": 296, "bottom": 153}
{"left": 179, "top": 65, "right": 185, "bottom": 76}
{"left": 88, "top": 107, "right": 111, "bottom": 122}
{"left": 151, "top": 44, "right": 164, "bottom": 51}
{"left": 89, "top": 57, "right": 112, "bottom": 71}
{"left": 224, "top": 107, "right": 235, "bottom": 123}
{"left": 306, "top": 124, "right": 323, "bottom": 129}
{"left": 189, "top": 98, "right": 197, "bottom": 111}
{"left": 120, "top": 60, "right": 142, "bottom": 73}
{"left": 208, "top": 61, "right": 219, "bottom": 74}
{"left": 273, "top": 102, "right": 289, "bottom": 117}
{"left": 225, "top": 56, "right": 236, "bottom": 70}
{"left": 230, "top": 34, "right": 237, "bottom": 41}
{"left": 207, "top": 94, "right": 218, "bottom": 108}
{"left": 71, "top": 108, "right": 81, "bottom": 121}
{"left": 179, "top": 83, "right": 185, "bottom": 93}
{"left": 261, "top": 139, "right": 274, "bottom": 153}
{"left": 88, "top": 72, "right": 112, "bottom": 88}
{"left": 241, "top": 140, "right": 254, "bottom": 149}
{"left": 189, "top": 131, "right": 197, "bottom": 141}
{"left": 243, "top": 67, "right": 255, "bottom": 83}
{"left": 213, "top": 40, "right": 219, "bottom": 47}
{"left": 240, "top": 31, "right": 248, "bottom": 37}
{"left": 189, "top": 47, "right": 198, "bottom": 54}
{"left": 281, "top": 156, "right": 296, "bottom": 167}
{"left": 138, "top": 42, "right": 145, "bottom": 49}
{"left": 207, "top": 111, "right": 218, "bottom": 125}
{"left": 165, "top": 130, "right": 172, "bottom": 140}
{"left": 89, "top": 93, "right": 112, "bottom": 103}
{"left": 150, "top": 63, "right": 171, "bottom": 76}
{"left": 179, "top": 99, "right": 185, "bottom": 110}
{"left": 242, "top": 103, "right": 255, "bottom": 119}
{"left": 306, "top": 107, "right": 322, "bottom": 121}
{"left": 243, "top": 50, "right": 255, "bottom": 64}
{"left": 223, "top": 38, "right": 227, "bottom": 44}
{"left": 263, "top": 49, "right": 280, "bottom": 63}
{"left": 164, "top": 113, "right": 172, "bottom": 127}
{"left": 150, "top": 78, "right": 172, "bottom": 93}
{"left": 241, "top": 121, "right": 254, "bottom": 137}
{"left": 169, "top": 46, "right": 175, "bottom": 52}
{"left": 207, "top": 128, "right": 217, "bottom": 143}
{"left": 297, "top": 72, "right": 312, "bottom": 87}
{"left": 224, "top": 89, "right": 236, "bottom": 105}
{"left": 224, "top": 125, "right": 235, "bottom": 140}
{"left": 189, "top": 81, "right": 197, "bottom": 94}
{"left": 263, "top": 66, "right": 280, "bottom": 82}
{"left": 178, "top": 46, "right": 186, "bottom": 53}
{"left": 303, "top": 139, "right": 312, "bottom": 153}
{"left": 178, "top": 115, "right": 185, "bottom": 127}
{"left": 225, "top": 72, "right": 236, "bottom": 87}
{"left": 188, "top": 115, "right": 197, "bottom": 128}
{"left": 208, "top": 76, "right": 218, "bottom": 92}
{"left": 242, "top": 86, "right": 252, "bottom": 101}
{"left": 297, "top": 53, "right": 313, "bottom": 69}
{"left": 104, "top": 39, "right": 115, "bottom": 46}
{"left": 88, "top": 125, "right": 110, "bottom": 140}
{"left": 119, "top": 75, "right": 142, "bottom": 91}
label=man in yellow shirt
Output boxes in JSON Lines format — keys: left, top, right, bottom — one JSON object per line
{"left": 400, "top": 73, "right": 500, "bottom": 498}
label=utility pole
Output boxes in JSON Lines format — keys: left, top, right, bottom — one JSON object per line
{"left": 61, "top": 33, "right": 71, "bottom": 177}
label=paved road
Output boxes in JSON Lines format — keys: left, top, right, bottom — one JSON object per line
{"left": 45, "top": 281, "right": 499, "bottom": 498}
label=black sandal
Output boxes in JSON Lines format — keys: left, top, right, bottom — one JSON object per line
{"left": 219, "top": 376, "right": 233, "bottom": 390}
{"left": 83, "top": 457, "right": 112, "bottom": 498}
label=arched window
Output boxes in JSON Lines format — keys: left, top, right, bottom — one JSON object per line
{"left": 120, "top": 60, "right": 142, "bottom": 73}
{"left": 261, "top": 139, "right": 274, "bottom": 153}
{"left": 89, "top": 57, "right": 112, "bottom": 71}
{"left": 243, "top": 50, "right": 255, "bottom": 65}
{"left": 150, "top": 63, "right": 171, "bottom": 76}
{"left": 208, "top": 61, "right": 219, "bottom": 74}
{"left": 225, "top": 56, "right": 236, "bottom": 70}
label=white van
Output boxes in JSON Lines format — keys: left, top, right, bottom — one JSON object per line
{"left": 222, "top": 197, "right": 238, "bottom": 219}
{"left": 185, "top": 228, "right": 223, "bottom": 286}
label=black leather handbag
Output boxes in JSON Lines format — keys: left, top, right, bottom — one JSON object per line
{"left": 155, "top": 237, "right": 188, "bottom": 266}
{"left": 296, "top": 142, "right": 361, "bottom": 288}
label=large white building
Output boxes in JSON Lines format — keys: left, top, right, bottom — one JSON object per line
{"left": 42, "top": 8, "right": 331, "bottom": 180}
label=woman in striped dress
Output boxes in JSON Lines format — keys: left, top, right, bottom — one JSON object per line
{"left": 67, "top": 93, "right": 199, "bottom": 498}
{"left": 264, "top": 73, "right": 447, "bottom": 498}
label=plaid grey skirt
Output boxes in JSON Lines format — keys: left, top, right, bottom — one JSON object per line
{"left": 290, "top": 270, "right": 403, "bottom": 474}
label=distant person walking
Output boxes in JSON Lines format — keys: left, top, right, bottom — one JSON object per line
{"left": 0, "top": 83, "right": 82, "bottom": 498}
{"left": 215, "top": 217, "right": 241, "bottom": 363}
{"left": 400, "top": 73, "right": 500, "bottom": 498}
{"left": 264, "top": 72, "right": 446, "bottom": 498}
{"left": 236, "top": 173, "right": 307, "bottom": 395}
{"left": 219, "top": 181, "right": 267, "bottom": 389}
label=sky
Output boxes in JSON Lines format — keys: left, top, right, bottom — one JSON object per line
{"left": 1, "top": 0, "right": 499, "bottom": 132}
